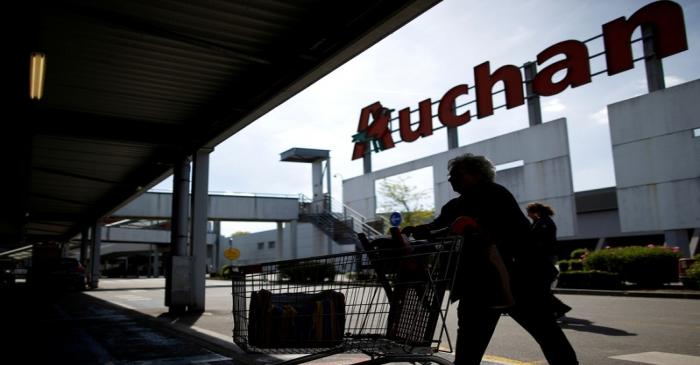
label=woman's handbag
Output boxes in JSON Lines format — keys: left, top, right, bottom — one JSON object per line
{"left": 451, "top": 217, "right": 515, "bottom": 309}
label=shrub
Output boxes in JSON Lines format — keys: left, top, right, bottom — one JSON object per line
{"left": 584, "top": 246, "right": 681, "bottom": 287}
{"left": 557, "top": 260, "right": 570, "bottom": 272}
{"left": 221, "top": 265, "right": 235, "bottom": 280}
{"left": 557, "top": 270, "right": 621, "bottom": 289}
{"left": 569, "top": 259, "right": 584, "bottom": 271}
{"left": 279, "top": 262, "right": 337, "bottom": 283}
{"left": 347, "top": 271, "right": 376, "bottom": 282}
{"left": 684, "top": 261, "right": 700, "bottom": 290}
{"left": 570, "top": 248, "right": 590, "bottom": 260}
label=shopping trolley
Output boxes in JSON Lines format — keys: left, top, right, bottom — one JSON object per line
{"left": 232, "top": 232, "right": 463, "bottom": 365}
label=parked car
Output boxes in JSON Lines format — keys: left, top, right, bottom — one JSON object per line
{"left": 30, "top": 258, "right": 86, "bottom": 291}
{"left": 50, "top": 258, "right": 87, "bottom": 291}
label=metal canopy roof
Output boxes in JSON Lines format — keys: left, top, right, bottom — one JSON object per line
{"left": 280, "top": 148, "right": 330, "bottom": 163}
{"left": 3, "top": 0, "right": 439, "bottom": 247}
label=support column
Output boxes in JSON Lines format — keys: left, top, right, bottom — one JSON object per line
{"left": 80, "top": 227, "right": 89, "bottom": 267}
{"left": 326, "top": 158, "right": 333, "bottom": 255}
{"left": 213, "top": 221, "right": 221, "bottom": 273}
{"left": 172, "top": 158, "right": 191, "bottom": 258}
{"left": 594, "top": 237, "right": 607, "bottom": 251}
{"left": 642, "top": 24, "right": 665, "bottom": 92}
{"left": 665, "top": 229, "right": 690, "bottom": 258}
{"left": 447, "top": 101, "right": 459, "bottom": 149}
{"left": 690, "top": 229, "right": 699, "bottom": 257}
{"left": 167, "top": 157, "right": 191, "bottom": 313}
{"left": 88, "top": 222, "right": 101, "bottom": 289}
{"left": 290, "top": 220, "right": 298, "bottom": 259}
{"left": 447, "top": 127, "right": 459, "bottom": 149}
{"left": 523, "top": 62, "right": 542, "bottom": 126}
{"left": 326, "top": 157, "right": 332, "bottom": 204}
{"left": 190, "top": 148, "right": 211, "bottom": 313}
{"left": 363, "top": 146, "right": 372, "bottom": 174}
{"left": 276, "top": 222, "right": 284, "bottom": 260}
{"left": 146, "top": 245, "right": 153, "bottom": 278}
{"left": 151, "top": 244, "right": 160, "bottom": 277}
{"left": 312, "top": 160, "right": 324, "bottom": 212}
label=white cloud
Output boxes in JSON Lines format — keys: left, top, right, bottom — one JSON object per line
{"left": 636, "top": 75, "right": 687, "bottom": 90}
{"left": 155, "top": 0, "right": 700, "bottom": 206}
{"left": 222, "top": 222, "right": 277, "bottom": 236}
{"left": 590, "top": 108, "right": 608, "bottom": 125}
{"left": 542, "top": 98, "right": 566, "bottom": 112}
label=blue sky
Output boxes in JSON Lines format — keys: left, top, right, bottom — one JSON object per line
{"left": 154, "top": 0, "right": 700, "bottom": 235}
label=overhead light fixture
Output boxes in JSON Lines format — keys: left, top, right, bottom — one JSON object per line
{"left": 30, "top": 52, "right": 46, "bottom": 100}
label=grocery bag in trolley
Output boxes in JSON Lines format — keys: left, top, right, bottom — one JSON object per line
{"left": 232, "top": 231, "right": 463, "bottom": 365}
{"left": 248, "top": 289, "right": 345, "bottom": 348}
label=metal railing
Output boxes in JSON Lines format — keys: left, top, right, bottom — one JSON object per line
{"left": 299, "top": 194, "right": 382, "bottom": 238}
{"left": 147, "top": 188, "right": 299, "bottom": 199}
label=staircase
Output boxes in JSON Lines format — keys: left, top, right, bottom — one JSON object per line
{"left": 299, "top": 194, "right": 383, "bottom": 246}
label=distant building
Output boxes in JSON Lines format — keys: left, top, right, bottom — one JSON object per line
{"left": 222, "top": 223, "right": 354, "bottom": 267}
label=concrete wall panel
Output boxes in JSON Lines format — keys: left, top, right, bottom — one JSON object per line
{"left": 609, "top": 79, "right": 700, "bottom": 232}
{"left": 114, "top": 193, "right": 299, "bottom": 221}
{"left": 223, "top": 223, "right": 354, "bottom": 267}
{"left": 101, "top": 243, "right": 154, "bottom": 256}
{"left": 609, "top": 80, "right": 700, "bottom": 145}
{"left": 612, "top": 130, "right": 700, "bottom": 188}
{"left": 100, "top": 227, "right": 219, "bottom": 246}
{"left": 103, "top": 227, "right": 170, "bottom": 243}
{"left": 208, "top": 196, "right": 299, "bottom": 221}
{"left": 344, "top": 118, "right": 577, "bottom": 237}
{"left": 576, "top": 210, "right": 622, "bottom": 239}
{"left": 617, "top": 179, "right": 700, "bottom": 231}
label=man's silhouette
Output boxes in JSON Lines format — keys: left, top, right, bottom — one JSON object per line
{"left": 403, "top": 153, "right": 578, "bottom": 365}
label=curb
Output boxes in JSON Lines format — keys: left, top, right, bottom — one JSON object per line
{"left": 89, "top": 297, "right": 264, "bottom": 365}
{"left": 553, "top": 288, "right": 700, "bottom": 299}
{"left": 97, "top": 296, "right": 535, "bottom": 365}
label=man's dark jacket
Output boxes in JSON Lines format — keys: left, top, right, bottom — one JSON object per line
{"left": 425, "top": 182, "right": 556, "bottom": 308}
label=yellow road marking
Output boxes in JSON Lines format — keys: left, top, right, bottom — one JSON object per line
{"left": 483, "top": 354, "right": 537, "bottom": 365}
{"left": 438, "top": 346, "right": 536, "bottom": 365}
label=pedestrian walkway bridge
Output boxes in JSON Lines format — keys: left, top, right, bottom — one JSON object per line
{"left": 113, "top": 191, "right": 300, "bottom": 222}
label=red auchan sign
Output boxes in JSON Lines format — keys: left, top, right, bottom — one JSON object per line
{"left": 351, "top": 0, "right": 688, "bottom": 160}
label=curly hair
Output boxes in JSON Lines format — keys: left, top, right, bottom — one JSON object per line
{"left": 526, "top": 202, "right": 555, "bottom": 216}
{"left": 448, "top": 153, "right": 495, "bottom": 183}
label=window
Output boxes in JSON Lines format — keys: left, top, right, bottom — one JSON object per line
{"left": 257, "top": 242, "right": 264, "bottom": 250}
{"left": 268, "top": 241, "right": 276, "bottom": 249}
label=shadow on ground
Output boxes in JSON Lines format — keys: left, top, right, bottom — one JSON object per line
{"left": 559, "top": 316, "right": 636, "bottom": 336}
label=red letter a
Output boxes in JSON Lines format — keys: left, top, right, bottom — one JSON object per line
{"left": 534, "top": 40, "right": 591, "bottom": 96}
{"left": 351, "top": 102, "right": 395, "bottom": 160}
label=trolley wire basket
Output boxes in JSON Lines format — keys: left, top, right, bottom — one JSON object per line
{"left": 232, "top": 234, "right": 463, "bottom": 365}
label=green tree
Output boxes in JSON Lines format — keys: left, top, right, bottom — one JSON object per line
{"left": 377, "top": 177, "right": 434, "bottom": 228}
{"left": 229, "top": 231, "right": 250, "bottom": 238}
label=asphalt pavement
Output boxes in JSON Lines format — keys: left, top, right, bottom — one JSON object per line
{"left": 0, "top": 283, "right": 231, "bottom": 364}
{"left": 4, "top": 278, "right": 698, "bottom": 364}
{"left": 88, "top": 278, "right": 700, "bottom": 365}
